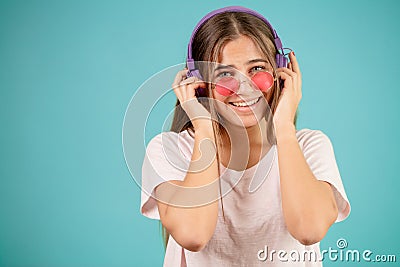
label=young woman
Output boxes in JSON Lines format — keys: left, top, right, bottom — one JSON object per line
{"left": 140, "top": 6, "right": 350, "bottom": 267}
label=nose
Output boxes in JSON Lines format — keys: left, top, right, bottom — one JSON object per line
{"left": 235, "top": 76, "right": 256, "bottom": 95}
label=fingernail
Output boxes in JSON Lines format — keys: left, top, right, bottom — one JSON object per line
{"left": 292, "top": 51, "right": 295, "bottom": 56}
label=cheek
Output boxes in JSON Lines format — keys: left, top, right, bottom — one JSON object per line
{"left": 212, "top": 90, "right": 228, "bottom": 104}
{"left": 211, "top": 91, "right": 231, "bottom": 117}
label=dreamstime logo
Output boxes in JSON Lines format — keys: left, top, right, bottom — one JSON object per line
{"left": 321, "top": 238, "right": 396, "bottom": 263}
{"left": 122, "top": 62, "right": 277, "bottom": 208}
{"left": 257, "top": 238, "right": 397, "bottom": 263}
{"left": 336, "top": 237, "right": 348, "bottom": 249}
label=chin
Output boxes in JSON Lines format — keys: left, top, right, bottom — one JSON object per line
{"left": 229, "top": 114, "right": 265, "bottom": 129}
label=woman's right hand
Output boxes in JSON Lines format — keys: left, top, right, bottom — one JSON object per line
{"left": 172, "top": 69, "right": 212, "bottom": 130}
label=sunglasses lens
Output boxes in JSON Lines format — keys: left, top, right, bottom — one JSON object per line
{"left": 215, "top": 77, "right": 239, "bottom": 96}
{"left": 251, "top": 72, "right": 274, "bottom": 92}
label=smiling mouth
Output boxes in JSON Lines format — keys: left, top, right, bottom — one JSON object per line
{"left": 229, "top": 97, "right": 261, "bottom": 107}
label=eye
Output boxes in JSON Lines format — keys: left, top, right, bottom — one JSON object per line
{"left": 216, "top": 71, "right": 234, "bottom": 78}
{"left": 250, "top": 65, "right": 266, "bottom": 73}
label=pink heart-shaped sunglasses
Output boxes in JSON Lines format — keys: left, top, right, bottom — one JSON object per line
{"left": 213, "top": 71, "right": 275, "bottom": 96}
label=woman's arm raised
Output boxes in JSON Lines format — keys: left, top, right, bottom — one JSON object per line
{"left": 154, "top": 69, "right": 219, "bottom": 252}
{"left": 274, "top": 52, "right": 338, "bottom": 245}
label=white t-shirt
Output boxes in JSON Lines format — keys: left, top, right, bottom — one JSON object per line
{"left": 140, "top": 128, "right": 351, "bottom": 267}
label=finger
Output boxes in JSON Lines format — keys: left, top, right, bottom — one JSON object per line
{"left": 181, "top": 83, "right": 188, "bottom": 100}
{"left": 276, "top": 71, "right": 293, "bottom": 90}
{"left": 173, "top": 86, "right": 183, "bottom": 103}
{"left": 288, "top": 62, "right": 293, "bottom": 71}
{"left": 180, "top": 79, "right": 200, "bottom": 100}
{"left": 277, "top": 67, "right": 298, "bottom": 92}
{"left": 276, "top": 67, "right": 293, "bottom": 74}
{"left": 288, "top": 52, "right": 301, "bottom": 77}
{"left": 191, "top": 77, "right": 207, "bottom": 89}
{"left": 276, "top": 71, "right": 292, "bottom": 80}
{"left": 187, "top": 82, "right": 207, "bottom": 99}
{"left": 279, "top": 60, "right": 302, "bottom": 92}
{"left": 276, "top": 67, "right": 296, "bottom": 79}
{"left": 285, "top": 53, "right": 302, "bottom": 91}
{"left": 173, "top": 69, "right": 189, "bottom": 88}
{"left": 180, "top": 76, "right": 196, "bottom": 86}
{"left": 183, "top": 77, "right": 207, "bottom": 94}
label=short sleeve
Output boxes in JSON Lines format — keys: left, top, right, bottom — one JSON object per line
{"left": 140, "top": 131, "right": 193, "bottom": 220}
{"left": 296, "top": 129, "right": 351, "bottom": 222}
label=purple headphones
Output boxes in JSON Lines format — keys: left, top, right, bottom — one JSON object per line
{"left": 186, "top": 6, "right": 290, "bottom": 81}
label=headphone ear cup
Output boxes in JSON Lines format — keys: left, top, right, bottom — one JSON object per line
{"left": 275, "top": 53, "right": 288, "bottom": 68}
{"left": 186, "top": 69, "right": 206, "bottom": 97}
{"left": 187, "top": 69, "right": 204, "bottom": 80}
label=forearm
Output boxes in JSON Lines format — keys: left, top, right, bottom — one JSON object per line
{"left": 275, "top": 123, "right": 338, "bottom": 245}
{"left": 156, "top": 123, "right": 219, "bottom": 251}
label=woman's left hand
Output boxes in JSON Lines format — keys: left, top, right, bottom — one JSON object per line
{"left": 273, "top": 51, "right": 302, "bottom": 131}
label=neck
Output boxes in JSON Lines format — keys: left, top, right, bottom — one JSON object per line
{"left": 219, "top": 118, "right": 271, "bottom": 170}
{"left": 221, "top": 118, "right": 268, "bottom": 148}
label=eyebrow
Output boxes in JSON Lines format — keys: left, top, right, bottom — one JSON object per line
{"left": 214, "top": 58, "right": 269, "bottom": 71}
{"left": 247, "top": 58, "right": 269, "bottom": 65}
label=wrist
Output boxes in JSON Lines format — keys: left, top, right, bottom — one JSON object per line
{"left": 193, "top": 121, "right": 214, "bottom": 136}
{"left": 274, "top": 122, "right": 296, "bottom": 141}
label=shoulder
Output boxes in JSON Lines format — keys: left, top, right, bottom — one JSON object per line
{"left": 147, "top": 130, "right": 194, "bottom": 146}
{"left": 146, "top": 130, "right": 195, "bottom": 158}
{"left": 295, "top": 128, "right": 334, "bottom": 151}
{"left": 296, "top": 128, "right": 328, "bottom": 140}
{"left": 296, "top": 128, "right": 331, "bottom": 143}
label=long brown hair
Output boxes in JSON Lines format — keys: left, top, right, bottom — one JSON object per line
{"left": 161, "top": 11, "right": 298, "bottom": 249}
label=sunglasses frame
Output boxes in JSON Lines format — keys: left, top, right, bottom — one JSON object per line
{"left": 211, "top": 70, "right": 277, "bottom": 96}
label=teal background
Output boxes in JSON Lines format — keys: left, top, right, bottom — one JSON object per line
{"left": 0, "top": 0, "right": 399, "bottom": 266}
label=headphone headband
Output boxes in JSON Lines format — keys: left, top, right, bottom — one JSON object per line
{"left": 187, "top": 6, "right": 287, "bottom": 76}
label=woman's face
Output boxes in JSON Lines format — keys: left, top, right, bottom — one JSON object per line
{"left": 211, "top": 35, "right": 273, "bottom": 128}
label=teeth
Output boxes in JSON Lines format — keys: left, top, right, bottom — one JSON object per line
{"left": 231, "top": 98, "right": 259, "bottom": 107}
